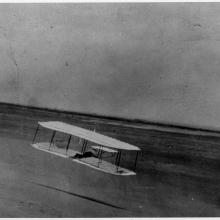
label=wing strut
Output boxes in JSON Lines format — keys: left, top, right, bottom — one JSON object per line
{"left": 32, "top": 124, "right": 39, "bottom": 144}
{"left": 49, "top": 130, "right": 56, "bottom": 150}
{"left": 115, "top": 150, "right": 122, "bottom": 172}
{"left": 81, "top": 139, "right": 88, "bottom": 154}
{"left": 133, "top": 151, "right": 139, "bottom": 171}
{"left": 66, "top": 135, "right": 72, "bottom": 154}
{"left": 97, "top": 146, "right": 103, "bottom": 167}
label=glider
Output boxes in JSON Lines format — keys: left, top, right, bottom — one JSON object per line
{"left": 31, "top": 121, "right": 140, "bottom": 176}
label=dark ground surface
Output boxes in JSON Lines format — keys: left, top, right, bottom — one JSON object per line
{"left": 1, "top": 103, "right": 220, "bottom": 217}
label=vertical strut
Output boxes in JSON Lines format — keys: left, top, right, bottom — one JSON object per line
{"left": 66, "top": 135, "right": 72, "bottom": 154}
{"left": 97, "top": 146, "right": 103, "bottom": 167}
{"left": 32, "top": 124, "right": 39, "bottom": 144}
{"left": 115, "top": 151, "right": 119, "bottom": 165}
{"left": 81, "top": 140, "right": 85, "bottom": 154}
{"left": 49, "top": 130, "right": 56, "bottom": 150}
{"left": 81, "top": 140, "right": 88, "bottom": 154}
{"left": 133, "top": 151, "right": 139, "bottom": 171}
{"left": 116, "top": 150, "right": 122, "bottom": 172}
{"left": 118, "top": 150, "right": 122, "bottom": 165}
{"left": 84, "top": 140, "right": 88, "bottom": 154}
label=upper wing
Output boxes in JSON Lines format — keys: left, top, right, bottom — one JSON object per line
{"left": 39, "top": 121, "right": 140, "bottom": 151}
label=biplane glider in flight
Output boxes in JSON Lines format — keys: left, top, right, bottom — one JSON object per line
{"left": 31, "top": 121, "right": 141, "bottom": 176}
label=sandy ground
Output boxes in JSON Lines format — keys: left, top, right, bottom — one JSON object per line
{"left": 0, "top": 104, "right": 220, "bottom": 216}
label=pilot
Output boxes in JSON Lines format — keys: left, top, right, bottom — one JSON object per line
{"left": 72, "top": 148, "right": 98, "bottom": 159}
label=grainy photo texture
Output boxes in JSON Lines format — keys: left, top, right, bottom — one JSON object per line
{"left": 0, "top": 2, "right": 219, "bottom": 217}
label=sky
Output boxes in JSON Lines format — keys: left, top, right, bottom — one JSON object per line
{"left": 1, "top": 3, "right": 220, "bottom": 128}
